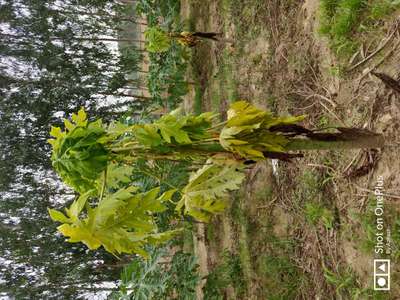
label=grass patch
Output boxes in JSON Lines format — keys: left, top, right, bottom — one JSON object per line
{"left": 260, "top": 255, "right": 304, "bottom": 299}
{"left": 231, "top": 194, "right": 253, "bottom": 287}
{"left": 305, "top": 202, "right": 335, "bottom": 230}
{"left": 369, "top": 0, "right": 400, "bottom": 20}
{"left": 323, "top": 264, "right": 387, "bottom": 299}
{"left": 203, "top": 250, "right": 246, "bottom": 299}
{"left": 319, "top": 0, "right": 400, "bottom": 59}
{"left": 319, "top": 0, "right": 367, "bottom": 57}
{"left": 256, "top": 233, "right": 306, "bottom": 299}
{"left": 295, "top": 170, "right": 325, "bottom": 204}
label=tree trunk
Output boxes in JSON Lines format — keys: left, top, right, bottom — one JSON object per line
{"left": 98, "top": 92, "right": 153, "bottom": 100}
{"left": 1, "top": 33, "right": 145, "bottom": 44}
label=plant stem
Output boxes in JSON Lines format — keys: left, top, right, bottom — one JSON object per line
{"left": 99, "top": 168, "right": 107, "bottom": 202}
{"left": 138, "top": 168, "right": 181, "bottom": 193}
{"left": 207, "top": 121, "right": 228, "bottom": 131}
{"left": 286, "top": 134, "right": 385, "bottom": 151}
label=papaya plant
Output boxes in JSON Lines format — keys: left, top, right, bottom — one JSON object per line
{"left": 145, "top": 26, "right": 221, "bottom": 52}
{"left": 48, "top": 101, "right": 384, "bottom": 256}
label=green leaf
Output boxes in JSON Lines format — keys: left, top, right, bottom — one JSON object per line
{"left": 53, "top": 186, "right": 175, "bottom": 256}
{"left": 65, "top": 190, "right": 93, "bottom": 220}
{"left": 49, "top": 126, "right": 64, "bottom": 138}
{"left": 48, "top": 208, "right": 71, "bottom": 223}
{"left": 103, "top": 162, "right": 134, "bottom": 189}
{"left": 144, "top": 26, "right": 171, "bottom": 53}
{"left": 177, "top": 159, "right": 245, "bottom": 222}
{"left": 220, "top": 101, "right": 304, "bottom": 159}
{"left": 134, "top": 124, "right": 163, "bottom": 147}
{"left": 155, "top": 115, "right": 191, "bottom": 144}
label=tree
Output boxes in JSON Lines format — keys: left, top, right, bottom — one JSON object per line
{"left": 0, "top": 0, "right": 149, "bottom": 298}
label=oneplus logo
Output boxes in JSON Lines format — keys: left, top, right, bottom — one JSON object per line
{"left": 374, "top": 259, "right": 390, "bottom": 291}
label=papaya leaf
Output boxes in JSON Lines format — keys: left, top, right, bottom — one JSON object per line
{"left": 65, "top": 190, "right": 93, "bottom": 221}
{"left": 220, "top": 101, "right": 305, "bottom": 159}
{"left": 176, "top": 160, "right": 245, "bottom": 222}
{"left": 48, "top": 208, "right": 71, "bottom": 223}
{"left": 101, "top": 162, "right": 134, "bottom": 189}
{"left": 158, "top": 189, "right": 177, "bottom": 203}
{"left": 51, "top": 187, "right": 177, "bottom": 256}
{"left": 155, "top": 115, "right": 191, "bottom": 144}
{"left": 49, "top": 110, "right": 109, "bottom": 194}
{"left": 144, "top": 26, "right": 172, "bottom": 53}
{"left": 226, "top": 100, "right": 268, "bottom": 127}
{"left": 133, "top": 124, "right": 163, "bottom": 148}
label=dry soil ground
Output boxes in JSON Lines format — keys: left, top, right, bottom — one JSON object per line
{"left": 181, "top": 1, "right": 400, "bottom": 299}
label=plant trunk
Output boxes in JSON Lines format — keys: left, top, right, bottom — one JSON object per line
{"left": 286, "top": 129, "right": 385, "bottom": 151}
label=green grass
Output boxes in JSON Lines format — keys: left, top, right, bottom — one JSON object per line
{"left": 319, "top": 0, "right": 367, "bottom": 57}
{"left": 305, "top": 202, "right": 335, "bottom": 230}
{"left": 259, "top": 255, "right": 304, "bottom": 299}
{"left": 230, "top": 193, "right": 252, "bottom": 296}
{"left": 256, "top": 234, "right": 306, "bottom": 299}
{"left": 295, "top": 170, "right": 325, "bottom": 204}
{"left": 369, "top": 0, "right": 400, "bottom": 20}
{"left": 323, "top": 265, "right": 388, "bottom": 299}
{"left": 203, "top": 250, "right": 246, "bottom": 299}
{"left": 319, "top": 0, "right": 400, "bottom": 58}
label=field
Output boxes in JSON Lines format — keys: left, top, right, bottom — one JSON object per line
{"left": 180, "top": 1, "right": 400, "bottom": 298}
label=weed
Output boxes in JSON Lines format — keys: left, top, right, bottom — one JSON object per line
{"left": 252, "top": 53, "right": 263, "bottom": 65}
{"left": 257, "top": 243, "right": 305, "bottom": 299}
{"left": 318, "top": 115, "right": 330, "bottom": 128}
{"left": 203, "top": 250, "right": 246, "bottom": 299}
{"left": 254, "top": 185, "right": 274, "bottom": 202}
{"left": 328, "top": 65, "right": 344, "bottom": 77}
{"left": 296, "top": 170, "right": 323, "bottom": 204}
{"left": 323, "top": 265, "right": 366, "bottom": 299}
{"left": 369, "top": 0, "right": 400, "bottom": 20}
{"left": 319, "top": 0, "right": 399, "bottom": 59}
{"left": 206, "top": 223, "right": 215, "bottom": 242}
{"left": 323, "top": 265, "right": 388, "bottom": 299}
{"left": 266, "top": 96, "right": 278, "bottom": 112}
{"left": 305, "top": 202, "right": 335, "bottom": 230}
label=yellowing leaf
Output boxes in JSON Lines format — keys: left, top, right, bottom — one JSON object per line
{"left": 220, "top": 101, "right": 305, "bottom": 159}
{"left": 64, "top": 119, "right": 75, "bottom": 131}
{"left": 58, "top": 224, "right": 101, "bottom": 249}
{"left": 227, "top": 101, "right": 267, "bottom": 127}
{"left": 158, "top": 189, "right": 177, "bottom": 203}
{"left": 50, "top": 126, "right": 63, "bottom": 138}
{"left": 48, "top": 208, "right": 71, "bottom": 223}
{"left": 177, "top": 160, "right": 245, "bottom": 222}
{"left": 72, "top": 107, "right": 88, "bottom": 127}
{"left": 65, "top": 190, "right": 93, "bottom": 220}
